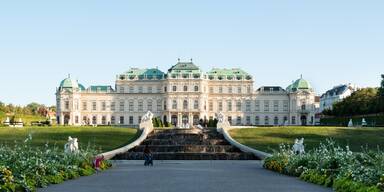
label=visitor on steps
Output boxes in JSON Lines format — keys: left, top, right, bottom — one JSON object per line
{"left": 143, "top": 145, "right": 153, "bottom": 166}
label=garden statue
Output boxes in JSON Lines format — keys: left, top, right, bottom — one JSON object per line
{"left": 141, "top": 111, "right": 154, "bottom": 123}
{"left": 293, "top": 138, "right": 305, "bottom": 154}
{"left": 64, "top": 136, "right": 79, "bottom": 154}
{"left": 361, "top": 118, "right": 367, "bottom": 127}
{"left": 348, "top": 119, "right": 353, "bottom": 127}
{"left": 139, "top": 111, "right": 154, "bottom": 131}
{"left": 196, "top": 124, "right": 203, "bottom": 129}
{"left": 216, "top": 112, "right": 231, "bottom": 133}
{"left": 3, "top": 117, "right": 10, "bottom": 126}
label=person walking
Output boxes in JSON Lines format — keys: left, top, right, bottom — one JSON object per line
{"left": 143, "top": 145, "right": 153, "bottom": 166}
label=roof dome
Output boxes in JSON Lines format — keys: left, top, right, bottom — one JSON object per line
{"left": 287, "top": 76, "right": 312, "bottom": 92}
{"left": 59, "top": 76, "right": 79, "bottom": 89}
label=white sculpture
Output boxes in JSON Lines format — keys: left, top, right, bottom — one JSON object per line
{"left": 64, "top": 136, "right": 79, "bottom": 154}
{"left": 141, "top": 111, "right": 154, "bottom": 123}
{"left": 292, "top": 138, "right": 305, "bottom": 155}
{"left": 139, "top": 111, "right": 154, "bottom": 131}
{"left": 348, "top": 119, "right": 353, "bottom": 127}
{"left": 196, "top": 124, "right": 203, "bottom": 129}
{"left": 216, "top": 112, "right": 231, "bottom": 133}
{"left": 3, "top": 117, "right": 10, "bottom": 126}
{"left": 361, "top": 118, "right": 367, "bottom": 127}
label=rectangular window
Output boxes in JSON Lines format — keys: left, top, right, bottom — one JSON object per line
{"left": 209, "top": 87, "right": 214, "bottom": 93}
{"left": 138, "top": 86, "right": 143, "bottom": 93}
{"left": 283, "top": 100, "right": 288, "bottom": 112}
{"left": 218, "top": 101, "right": 223, "bottom": 111}
{"left": 194, "top": 100, "right": 199, "bottom": 110}
{"left": 129, "top": 100, "right": 134, "bottom": 112}
{"left": 129, "top": 86, "right": 134, "bottom": 93}
{"left": 237, "top": 87, "right": 241, "bottom": 94}
{"left": 119, "top": 86, "right": 124, "bottom": 93}
{"left": 82, "top": 101, "right": 87, "bottom": 111}
{"left": 247, "top": 86, "right": 251, "bottom": 93}
{"left": 172, "top": 100, "right": 177, "bottom": 109}
{"left": 236, "top": 101, "right": 241, "bottom": 111}
{"left": 92, "top": 101, "right": 97, "bottom": 111}
{"left": 264, "top": 100, "right": 269, "bottom": 112}
{"left": 119, "top": 101, "right": 124, "bottom": 112}
{"left": 209, "top": 101, "right": 213, "bottom": 111}
{"left": 148, "top": 86, "right": 152, "bottom": 93}
{"left": 264, "top": 116, "right": 269, "bottom": 125}
{"left": 219, "top": 86, "right": 223, "bottom": 93}
{"left": 119, "top": 116, "right": 124, "bottom": 124}
{"left": 147, "top": 100, "right": 153, "bottom": 111}
{"left": 246, "top": 100, "right": 251, "bottom": 112}
{"left": 228, "top": 87, "right": 232, "bottom": 94}
{"left": 255, "top": 100, "right": 260, "bottom": 112}
{"left": 129, "top": 116, "right": 134, "bottom": 125}
{"left": 138, "top": 116, "right": 141, "bottom": 124}
{"left": 65, "top": 101, "right": 69, "bottom": 110}
{"left": 173, "top": 86, "right": 177, "bottom": 92}
{"left": 75, "top": 116, "right": 79, "bottom": 124}
{"left": 273, "top": 100, "right": 279, "bottom": 112}
{"left": 111, "top": 116, "right": 115, "bottom": 124}
{"left": 111, "top": 102, "right": 115, "bottom": 111}
{"left": 227, "top": 100, "right": 232, "bottom": 112}
{"left": 157, "top": 100, "right": 162, "bottom": 112}
{"left": 101, "top": 101, "right": 106, "bottom": 111}
{"left": 236, "top": 116, "right": 241, "bottom": 125}
{"left": 292, "top": 116, "right": 296, "bottom": 125}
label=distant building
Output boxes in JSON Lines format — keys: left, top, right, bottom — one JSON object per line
{"left": 319, "top": 84, "right": 358, "bottom": 112}
{"left": 56, "top": 60, "right": 318, "bottom": 127}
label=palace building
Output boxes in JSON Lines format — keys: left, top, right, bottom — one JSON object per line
{"left": 56, "top": 60, "right": 318, "bottom": 127}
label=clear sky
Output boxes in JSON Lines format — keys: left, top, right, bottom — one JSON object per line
{"left": 0, "top": 0, "right": 383, "bottom": 106}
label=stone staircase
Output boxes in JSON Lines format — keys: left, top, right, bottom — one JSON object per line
{"left": 113, "top": 128, "right": 259, "bottom": 160}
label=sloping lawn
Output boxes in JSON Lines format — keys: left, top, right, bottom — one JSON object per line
{"left": 229, "top": 126, "right": 384, "bottom": 153}
{"left": 0, "top": 126, "right": 138, "bottom": 152}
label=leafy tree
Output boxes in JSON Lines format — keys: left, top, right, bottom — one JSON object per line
{"left": 379, "top": 74, "right": 384, "bottom": 112}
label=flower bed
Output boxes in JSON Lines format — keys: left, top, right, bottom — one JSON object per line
{"left": 0, "top": 136, "right": 111, "bottom": 191}
{"left": 263, "top": 140, "right": 384, "bottom": 192}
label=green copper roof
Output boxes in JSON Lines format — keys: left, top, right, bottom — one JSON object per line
{"left": 121, "top": 68, "right": 165, "bottom": 80}
{"left": 207, "top": 68, "right": 252, "bottom": 80}
{"left": 78, "top": 83, "right": 86, "bottom": 91}
{"left": 59, "top": 77, "right": 79, "bottom": 89}
{"left": 287, "top": 76, "right": 312, "bottom": 92}
{"left": 168, "top": 61, "right": 201, "bottom": 74}
{"left": 89, "top": 85, "right": 112, "bottom": 92}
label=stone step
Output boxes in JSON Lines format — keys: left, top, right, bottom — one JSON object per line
{"left": 130, "top": 145, "right": 241, "bottom": 153}
{"left": 141, "top": 139, "right": 229, "bottom": 146}
{"left": 114, "top": 152, "right": 259, "bottom": 160}
{"left": 147, "top": 133, "right": 205, "bottom": 140}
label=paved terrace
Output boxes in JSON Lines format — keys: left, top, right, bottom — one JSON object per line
{"left": 40, "top": 160, "right": 331, "bottom": 192}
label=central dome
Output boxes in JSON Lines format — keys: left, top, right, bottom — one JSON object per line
{"left": 286, "top": 76, "right": 312, "bottom": 92}
{"left": 59, "top": 77, "right": 79, "bottom": 89}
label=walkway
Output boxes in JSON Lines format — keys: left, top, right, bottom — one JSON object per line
{"left": 40, "top": 160, "right": 331, "bottom": 192}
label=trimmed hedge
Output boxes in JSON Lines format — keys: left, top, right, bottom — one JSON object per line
{"left": 320, "top": 114, "right": 384, "bottom": 127}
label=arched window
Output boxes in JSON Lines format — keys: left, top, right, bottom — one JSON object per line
{"left": 183, "top": 100, "right": 188, "bottom": 110}
{"left": 274, "top": 116, "right": 279, "bottom": 125}
{"left": 194, "top": 85, "right": 199, "bottom": 92}
{"left": 264, "top": 116, "right": 269, "bottom": 125}
{"left": 184, "top": 85, "right": 188, "bottom": 92}
{"left": 173, "top": 86, "right": 177, "bottom": 92}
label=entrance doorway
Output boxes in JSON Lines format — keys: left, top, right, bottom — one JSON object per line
{"left": 193, "top": 115, "right": 199, "bottom": 125}
{"left": 64, "top": 114, "right": 70, "bottom": 125}
{"left": 300, "top": 115, "right": 307, "bottom": 126}
{"left": 171, "top": 115, "right": 177, "bottom": 126}
{"left": 182, "top": 114, "right": 189, "bottom": 124}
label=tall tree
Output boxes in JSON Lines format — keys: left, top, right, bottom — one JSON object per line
{"left": 379, "top": 74, "right": 384, "bottom": 112}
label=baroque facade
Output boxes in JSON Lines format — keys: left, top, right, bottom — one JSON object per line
{"left": 56, "top": 60, "right": 318, "bottom": 127}
{"left": 319, "top": 83, "right": 358, "bottom": 112}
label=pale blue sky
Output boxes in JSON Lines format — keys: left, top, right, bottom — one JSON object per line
{"left": 0, "top": 0, "right": 383, "bottom": 105}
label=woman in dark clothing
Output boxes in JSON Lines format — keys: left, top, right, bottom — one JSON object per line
{"left": 143, "top": 145, "right": 153, "bottom": 166}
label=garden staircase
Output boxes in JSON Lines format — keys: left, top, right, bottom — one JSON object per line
{"left": 113, "top": 128, "right": 259, "bottom": 160}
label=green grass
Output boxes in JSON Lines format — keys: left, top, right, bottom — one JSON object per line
{"left": 229, "top": 126, "right": 384, "bottom": 153}
{"left": 0, "top": 126, "right": 138, "bottom": 152}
